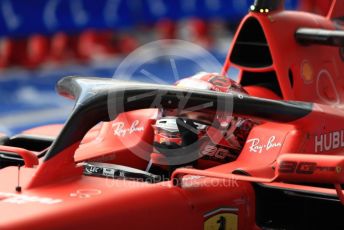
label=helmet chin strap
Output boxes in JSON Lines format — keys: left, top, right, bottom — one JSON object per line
{"left": 175, "top": 118, "right": 199, "bottom": 147}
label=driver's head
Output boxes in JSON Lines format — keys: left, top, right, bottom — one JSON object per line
{"left": 153, "top": 72, "right": 254, "bottom": 166}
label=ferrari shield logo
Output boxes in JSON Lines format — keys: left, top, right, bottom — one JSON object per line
{"left": 204, "top": 208, "right": 238, "bottom": 230}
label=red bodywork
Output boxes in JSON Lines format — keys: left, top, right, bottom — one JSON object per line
{"left": 1, "top": 1, "right": 344, "bottom": 229}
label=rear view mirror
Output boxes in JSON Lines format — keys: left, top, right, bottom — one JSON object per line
{"left": 0, "top": 145, "right": 38, "bottom": 168}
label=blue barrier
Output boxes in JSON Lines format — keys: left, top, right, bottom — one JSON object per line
{"left": 0, "top": 0, "right": 298, "bottom": 37}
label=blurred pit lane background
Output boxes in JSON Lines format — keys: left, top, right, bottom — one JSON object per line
{"left": 0, "top": 0, "right": 324, "bottom": 135}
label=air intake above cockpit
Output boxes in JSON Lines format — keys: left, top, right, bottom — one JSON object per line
{"left": 230, "top": 17, "right": 273, "bottom": 68}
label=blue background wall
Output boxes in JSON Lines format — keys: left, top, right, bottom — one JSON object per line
{"left": 0, "top": 0, "right": 298, "bottom": 37}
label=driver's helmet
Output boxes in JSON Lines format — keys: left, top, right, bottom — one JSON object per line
{"left": 153, "top": 72, "right": 255, "bottom": 165}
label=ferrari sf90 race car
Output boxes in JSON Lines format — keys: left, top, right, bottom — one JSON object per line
{"left": 1, "top": 0, "right": 344, "bottom": 229}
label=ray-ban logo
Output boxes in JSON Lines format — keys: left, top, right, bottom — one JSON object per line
{"left": 112, "top": 120, "right": 144, "bottom": 137}
{"left": 246, "top": 136, "right": 282, "bottom": 153}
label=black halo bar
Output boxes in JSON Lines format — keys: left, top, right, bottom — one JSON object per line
{"left": 43, "top": 76, "right": 312, "bottom": 161}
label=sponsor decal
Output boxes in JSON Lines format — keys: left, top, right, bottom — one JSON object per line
{"left": 84, "top": 164, "right": 102, "bottom": 174}
{"left": 279, "top": 161, "right": 317, "bottom": 174}
{"left": 204, "top": 207, "right": 238, "bottom": 230}
{"left": 314, "top": 130, "right": 344, "bottom": 153}
{"left": 112, "top": 120, "right": 144, "bottom": 137}
{"left": 84, "top": 164, "right": 117, "bottom": 177}
{"left": 200, "top": 145, "right": 237, "bottom": 160}
{"left": 278, "top": 161, "right": 339, "bottom": 174}
{"left": 70, "top": 189, "right": 102, "bottom": 199}
{"left": 0, "top": 192, "right": 62, "bottom": 205}
{"left": 301, "top": 60, "right": 313, "bottom": 84}
{"left": 246, "top": 136, "right": 282, "bottom": 153}
{"left": 83, "top": 163, "right": 138, "bottom": 179}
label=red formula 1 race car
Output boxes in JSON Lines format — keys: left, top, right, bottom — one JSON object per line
{"left": 1, "top": 0, "right": 344, "bottom": 229}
